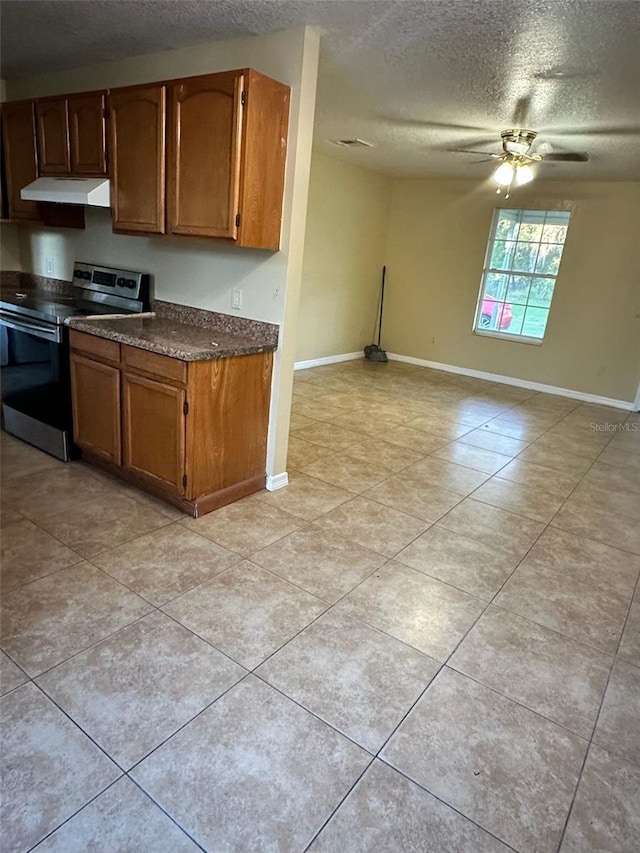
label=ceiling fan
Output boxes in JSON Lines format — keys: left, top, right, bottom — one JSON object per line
{"left": 449, "top": 128, "right": 589, "bottom": 196}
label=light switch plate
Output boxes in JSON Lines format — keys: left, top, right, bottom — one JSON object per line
{"left": 231, "top": 288, "right": 243, "bottom": 310}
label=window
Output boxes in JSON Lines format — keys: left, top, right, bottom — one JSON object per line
{"left": 473, "top": 208, "right": 571, "bottom": 343}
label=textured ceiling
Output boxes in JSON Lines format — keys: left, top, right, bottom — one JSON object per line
{"left": 2, "top": 0, "right": 639, "bottom": 179}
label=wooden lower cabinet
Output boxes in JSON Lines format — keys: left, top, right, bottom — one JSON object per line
{"left": 70, "top": 353, "right": 121, "bottom": 464}
{"left": 69, "top": 330, "right": 273, "bottom": 516}
{"left": 122, "top": 372, "right": 186, "bottom": 494}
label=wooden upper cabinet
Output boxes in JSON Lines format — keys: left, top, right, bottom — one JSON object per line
{"left": 237, "top": 69, "right": 290, "bottom": 250}
{"left": 168, "top": 71, "right": 243, "bottom": 239}
{"left": 7, "top": 68, "right": 290, "bottom": 246}
{"left": 36, "top": 97, "right": 71, "bottom": 175}
{"left": 68, "top": 92, "right": 107, "bottom": 175}
{"left": 1, "top": 100, "right": 40, "bottom": 221}
{"left": 166, "top": 69, "right": 290, "bottom": 248}
{"left": 108, "top": 83, "right": 166, "bottom": 234}
{"left": 36, "top": 92, "right": 106, "bottom": 177}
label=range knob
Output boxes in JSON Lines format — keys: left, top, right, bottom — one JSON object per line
{"left": 126, "top": 279, "right": 136, "bottom": 289}
{"left": 117, "top": 277, "right": 126, "bottom": 287}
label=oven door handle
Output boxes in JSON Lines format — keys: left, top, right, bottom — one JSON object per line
{"left": 0, "top": 311, "right": 63, "bottom": 344}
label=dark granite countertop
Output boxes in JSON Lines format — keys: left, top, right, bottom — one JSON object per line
{"left": 66, "top": 301, "right": 279, "bottom": 361}
{"left": 1, "top": 270, "right": 76, "bottom": 298}
{"left": 1, "top": 271, "right": 279, "bottom": 361}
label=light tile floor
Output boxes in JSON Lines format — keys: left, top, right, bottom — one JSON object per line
{"left": 1, "top": 359, "right": 639, "bottom": 853}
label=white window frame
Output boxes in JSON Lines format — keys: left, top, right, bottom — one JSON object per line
{"left": 473, "top": 208, "right": 571, "bottom": 345}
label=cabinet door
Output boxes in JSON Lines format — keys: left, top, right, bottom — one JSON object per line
{"left": 68, "top": 92, "right": 107, "bottom": 175}
{"left": 122, "top": 372, "right": 186, "bottom": 494}
{"left": 1, "top": 101, "right": 40, "bottom": 221}
{"left": 36, "top": 98, "right": 71, "bottom": 175}
{"left": 70, "top": 353, "right": 121, "bottom": 464}
{"left": 168, "top": 71, "right": 243, "bottom": 238}
{"left": 109, "top": 84, "right": 166, "bottom": 233}
{"left": 237, "top": 70, "right": 290, "bottom": 250}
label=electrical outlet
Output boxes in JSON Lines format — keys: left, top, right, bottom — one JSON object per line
{"left": 231, "top": 288, "right": 243, "bottom": 310}
{"left": 45, "top": 257, "right": 55, "bottom": 276}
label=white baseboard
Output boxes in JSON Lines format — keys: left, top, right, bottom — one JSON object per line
{"left": 266, "top": 472, "right": 289, "bottom": 491}
{"left": 386, "top": 352, "right": 635, "bottom": 411}
{"left": 294, "top": 352, "right": 362, "bottom": 371}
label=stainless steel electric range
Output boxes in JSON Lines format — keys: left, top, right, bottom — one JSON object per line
{"left": 0, "top": 262, "right": 150, "bottom": 461}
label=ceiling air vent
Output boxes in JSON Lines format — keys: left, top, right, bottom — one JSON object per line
{"left": 330, "top": 138, "right": 374, "bottom": 148}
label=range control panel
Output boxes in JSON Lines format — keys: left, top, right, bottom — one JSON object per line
{"left": 72, "top": 262, "right": 150, "bottom": 305}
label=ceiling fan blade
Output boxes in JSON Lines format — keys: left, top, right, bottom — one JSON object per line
{"left": 511, "top": 94, "right": 533, "bottom": 127}
{"left": 385, "top": 118, "right": 489, "bottom": 132}
{"left": 543, "top": 152, "right": 590, "bottom": 162}
{"left": 446, "top": 148, "right": 497, "bottom": 155}
{"left": 541, "top": 126, "right": 638, "bottom": 137}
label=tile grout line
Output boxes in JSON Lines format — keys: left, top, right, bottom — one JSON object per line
{"left": 300, "top": 755, "right": 377, "bottom": 853}
{"left": 24, "top": 775, "right": 125, "bottom": 853}
{"left": 125, "top": 776, "right": 208, "bottom": 852}
{"left": 374, "top": 756, "right": 521, "bottom": 853}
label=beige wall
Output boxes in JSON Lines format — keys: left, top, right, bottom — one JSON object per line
{"left": 4, "top": 27, "right": 320, "bottom": 477}
{"left": 296, "top": 153, "right": 391, "bottom": 361}
{"left": 382, "top": 179, "right": 640, "bottom": 403}
{"left": 0, "top": 223, "right": 23, "bottom": 269}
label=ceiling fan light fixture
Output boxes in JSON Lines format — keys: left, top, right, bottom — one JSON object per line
{"left": 515, "top": 163, "right": 535, "bottom": 185}
{"left": 493, "top": 160, "right": 515, "bottom": 186}
{"left": 501, "top": 129, "right": 537, "bottom": 157}
{"left": 505, "top": 139, "right": 530, "bottom": 155}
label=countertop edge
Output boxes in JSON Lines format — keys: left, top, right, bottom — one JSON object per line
{"left": 66, "top": 317, "right": 278, "bottom": 362}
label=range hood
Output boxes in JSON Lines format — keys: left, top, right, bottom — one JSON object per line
{"left": 20, "top": 177, "right": 110, "bottom": 207}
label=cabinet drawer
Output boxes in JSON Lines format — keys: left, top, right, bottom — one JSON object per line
{"left": 122, "top": 344, "right": 187, "bottom": 384}
{"left": 70, "top": 330, "right": 120, "bottom": 363}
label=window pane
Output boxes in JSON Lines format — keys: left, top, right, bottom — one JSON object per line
{"left": 506, "top": 275, "right": 531, "bottom": 306}
{"left": 484, "top": 272, "right": 509, "bottom": 300}
{"left": 519, "top": 210, "right": 547, "bottom": 226}
{"left": 542, "top": 222, "right": 568, "bottom": 244}
{"left": 528, "top": 278, "right": 555, "bottom": 308}
{"left": 535, "top": 244, "right": 563, "bottom": 275}
{"left": 490, "top": 240, "right": 516, "bottom": 270}
{"left": 506, "top": 304, "right": 525, "bottom": 336}
{"left": 516, "top": 222, "right": 543, "bottom": 242}
{"left": 495, "top": 212, "right": 520, "bottom": 241}
{"left": 495, "top": 301, "right": 513, "bottom": 332}
{"left": 522, "top": 306, "right": 550, "bottom": 338}
{"left": 478, "top": 299, "right": 514, "bottom": 333}
{"left": 512, "top": 242, "right": 539, "bottom": 273}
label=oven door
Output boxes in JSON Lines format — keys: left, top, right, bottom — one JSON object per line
{"left": 0, "top": 309, "right": 76, "bottom": 461}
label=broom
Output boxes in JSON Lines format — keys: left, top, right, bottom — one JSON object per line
{"left": 364, "top": 265, "right": 388, "bottom": 362}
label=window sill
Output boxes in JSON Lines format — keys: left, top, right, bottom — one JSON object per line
{"left": 473, "top": 328, "right": 544, "bottom": 346}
